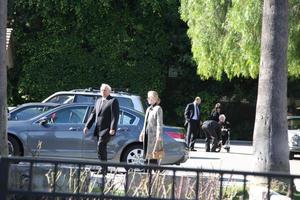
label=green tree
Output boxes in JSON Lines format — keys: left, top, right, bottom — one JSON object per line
{"left": 0, "top": 0, "right": 9, "bottom": 156}
{"left": 180, "top": 0, "right": 290, "bottom": 178}
{"left": 180, "top": 0, "right": 300, "bottom": 79}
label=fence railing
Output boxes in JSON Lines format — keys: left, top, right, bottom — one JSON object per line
{"left": 0, "top": 156, "right": 299, "bottom": 200}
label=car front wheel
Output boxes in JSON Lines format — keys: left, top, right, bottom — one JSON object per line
{"left": 8, "top": 135, "right": 22, "bottom": 157}
{"left": 121, "top": 144, "right": 144, "bottom": 165}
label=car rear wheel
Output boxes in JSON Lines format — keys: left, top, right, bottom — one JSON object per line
{"left": 8, "top": 135, "right": 22, "bottom": 157}
{"left": 121, "top": 144, "right": 144, "bottom": 165}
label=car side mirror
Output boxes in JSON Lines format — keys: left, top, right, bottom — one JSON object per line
{"left": 38, "top": 117, "right": 48, "bottom": 126}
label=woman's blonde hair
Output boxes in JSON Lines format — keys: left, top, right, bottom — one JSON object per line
{"left": 148, "top": 90, "right": 160, "bottom": 104}
{"left": 215, "top": 103, "right": 221, "bottom": 109}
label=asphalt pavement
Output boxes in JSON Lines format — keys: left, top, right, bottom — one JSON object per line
{"left": 178, "top": 140, "right": 300, "bottom": 192}
{"left": 182, "top": 140, "right": 299, "bottom": 172}
{"left": 179, "top": 140, "right": 254, "bottom": 171}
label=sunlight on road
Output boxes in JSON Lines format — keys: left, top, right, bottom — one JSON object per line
{"left": 180, "top": 142, "right": 299, "bottom": 176}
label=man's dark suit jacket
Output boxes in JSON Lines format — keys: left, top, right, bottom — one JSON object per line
{"left": 85, "top": 95, "right": 119, "bottom": 137}
{"left": 202, "top": 120, "right": 222, "bottom": 137}
{"left": 184, "top": 102, "right": 201, "bottom": 127}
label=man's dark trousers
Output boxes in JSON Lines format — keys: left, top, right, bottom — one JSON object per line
{"left": 202, "top": 126, "right": 218, "bottom": 152}
{"left": 186, "top": 119, "right": 199, "bottom": 150}
{"left": 97, "top": 131, "right": 111, "bottom": 161}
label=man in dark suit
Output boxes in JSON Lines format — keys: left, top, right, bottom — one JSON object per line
{"left": 83, "top": 83, "right": 119, "bottom": 165}
{"left": 184, "top": 96, "right": 201, "bottom": 151}
{"left": 202, "top": 114, "right": 226, "bottom": 152}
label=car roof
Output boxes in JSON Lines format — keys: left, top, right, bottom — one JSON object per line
{"left": 30, "top": 103, "right": 144, "bottom": 121}
{"left": 10, "top": 102, "right": 61, "bottom": 111}
{"left": 71, "top": 88, "right": 134, "bottom": 95}
{"left": 17, "top": 102, "right": 61, "bottom": 106}
{"left": 44, "top": 90, "right": 140, "bottom": 97}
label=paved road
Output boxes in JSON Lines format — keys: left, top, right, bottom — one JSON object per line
{"left": 176, "top": 141, "right": 300, "bottom": 191}
{"left": 179, "top": 141, "right": 300, "bottom": 175}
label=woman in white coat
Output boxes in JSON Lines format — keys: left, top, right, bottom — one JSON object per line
{"left": 139, "top": 91, "right": 164, "bottom": 165}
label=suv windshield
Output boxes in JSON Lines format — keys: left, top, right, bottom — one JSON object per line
{"left": 47, "top": 95, "right": 74, "bottom": 104}
{"left": 117, "top": 97, "right": 134, "bottom": 110}
{"left": 75, "top": 95, "right": 99, "bottom": 103}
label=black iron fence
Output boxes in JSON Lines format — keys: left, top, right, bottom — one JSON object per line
{"left": 0, "top": 156, "right": 299, "bottom": 200}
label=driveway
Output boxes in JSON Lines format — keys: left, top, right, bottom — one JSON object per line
{"left": 179, "top": 140, "right": 300, "bottom": 191}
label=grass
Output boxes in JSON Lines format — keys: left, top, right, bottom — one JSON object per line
{"left": 223, "top": 185, "right": 249, "bottom": 200}
{"left": 294, "top": 191, "right": 300, "bottom": 200}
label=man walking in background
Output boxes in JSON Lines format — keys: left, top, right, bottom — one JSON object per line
{"left": 83, "top": 83, "right": 119, "bottom": 173}
{"left": 184, "top": 96, "right": 201, "bottom": 151}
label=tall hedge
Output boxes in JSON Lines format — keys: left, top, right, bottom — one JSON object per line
{"left": 11, "top": 0, "right": 180, "bottom": 101}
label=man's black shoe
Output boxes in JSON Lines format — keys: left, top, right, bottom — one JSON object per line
{"left": 190, "top": 148, "right": 197, "bottom": 152}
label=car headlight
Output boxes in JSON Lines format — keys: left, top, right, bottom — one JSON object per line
{"left": 289, "top": 134, "right": 300, "bottom": 146}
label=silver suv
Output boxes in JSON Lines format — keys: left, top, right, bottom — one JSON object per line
{"left": 42, "top": 88, "right": 145, "bottom": 113}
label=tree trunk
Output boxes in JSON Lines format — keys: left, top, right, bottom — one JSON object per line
{"left": 251, "top": 1, "right": 289, "bottom": 197}
{"left": 0, "top": 0, "right": 8, "bottom": 156}
{"left": 251, "top": 1, "right": 291, "bottom": 197}
{"left": 253, "top": 0, "right": 289, "bottom": 174}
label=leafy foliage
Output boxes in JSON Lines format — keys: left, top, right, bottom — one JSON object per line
{"left": 12, "top": 0, "right": 173, "bottom": 101}
{"left": 180, "top": 0, "right": 300, "bottom": 79}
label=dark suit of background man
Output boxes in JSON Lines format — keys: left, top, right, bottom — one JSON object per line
{"left": 201, "top": 114, "right": 226, "bottom": 152}
{"left": 83, "top": 83, "right": 119, "bottom": 162}
{"left": 184, "top": 96, "right": 201, "bottom": 151}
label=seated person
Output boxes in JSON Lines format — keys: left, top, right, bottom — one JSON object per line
{"left": 201, "top": 114, "right": 226, "bottom": 152}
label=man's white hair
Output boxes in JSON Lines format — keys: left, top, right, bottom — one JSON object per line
{"left": 100, "top": 83, "right": 111, "bottom": 92}
{"left": 219, "top": 114, "right": 226, "bottom": 122}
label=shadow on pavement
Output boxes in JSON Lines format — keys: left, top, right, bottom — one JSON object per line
{"left": 188, "top": 156, "right": 220, "bottom": 160}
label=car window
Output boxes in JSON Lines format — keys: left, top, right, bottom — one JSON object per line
{"left": 288, "top": 118, "right": 300, "bottom": 130}
{"left": 10, "top": 106, "right": 48, "bottom": 120}
{"left": 47, "top": 95, "right": 74, "bottom": 104}
{"left": 49, "top": 106, "right": 87, "bottom": 124}
{"left": 116, "top": 97, "right": 134, "bottom": 110}
{"left": 119, "top": 111, "right": 136, "bottom": 125}
{"left": 75, "top": 95, "right": 99, "bottom": 103}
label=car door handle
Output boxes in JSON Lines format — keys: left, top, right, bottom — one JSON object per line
{"left": 69, "top": 127, "right": 78, "bottom": 131}
{"left": 117, "top": 127, "right": 129, "bottom": 132}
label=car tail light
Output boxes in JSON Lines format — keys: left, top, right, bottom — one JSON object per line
{"left": 166, "top": 131, "right": 185, "bottom": 140}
